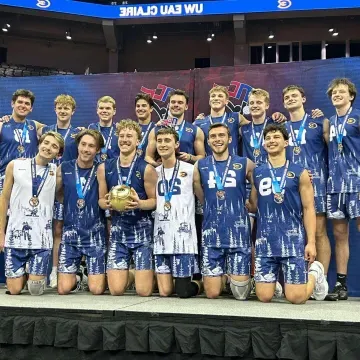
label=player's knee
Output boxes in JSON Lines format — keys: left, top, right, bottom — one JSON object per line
{"left": 6, "top": 283, "right": 23, "bottom": 295}
{"left": 109, "top": 287, "right": 126, "bottom": 296}
{"left": 204, "top": 284, "right": 221, "bottom": 299}
{"left": 230, "top": 277, "right": 251, "bottom": 301}
{"left": 255, "top": 287, "right": 273, "bottom": 303}
{"left": 27, "top": 278, "right": 46, "bottom": 296}
{"left": 136, "top": 285, "right": 153, "bottom": 297}
{"left": 57, "top": 280, "right": 73, "bottom": 295}
{"left": 175, "top": 277, "right": 195, "bottom": 298}
{"left": 285, "top": 292, "right": 306, "bottom": 305}
{"left": 89, "top": 284, "right": 105, "bottom": 295}
{"left": 159, "top": 287, "right": 172, "bottom": 297}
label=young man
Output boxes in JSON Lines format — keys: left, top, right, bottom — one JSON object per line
{"left": 88, "top": 96, "right": 119, "bottom": 162}
{"left": 56, "top": 129, "right": 107, "bottom": 295}
{"left": 135, "top": 93, "right": 156, "bottom": 160}
{"left": 154, "top": 127, "right": 202, "bottom": 298}
{"left": 98, "top": 119, "right": 157, "bottom": 297}
{"left": 145, "top": 89, "right": 206, "bottom": 167}
{"left": 282, "top": 85, "right": 331, "bottom": 279}
{"left": 0, "top": 131, "right": 64, "bottom": 295}
{"left": 326, "top": 78, "right": 360, "bottom": 301}
{"left": 41, "top": 94, "right": 80, "bottom": 288}
{"left": 248, "top": 124, "right": 328, "bottom": 304}
{"left": 194, "top": 123, "right": 254, "bottom": 300}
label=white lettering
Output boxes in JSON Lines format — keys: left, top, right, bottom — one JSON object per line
{"left": 184, "top": 3, "right": 203, "bottom": 15}
{"left": 120, "top": 5, "right": 158, "bottom": 17}
{"left": 150, "top": 5, "right": 158, "bottom": 15}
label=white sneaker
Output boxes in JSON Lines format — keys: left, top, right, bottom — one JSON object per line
{"left": 309, "top": 261, "right": 329, "bottom": 301}
{"left": 49, "top": 271, "right": 58, "bottom": 289}
{"left": 274, "top": 281, "right": 283, "bottom": 298}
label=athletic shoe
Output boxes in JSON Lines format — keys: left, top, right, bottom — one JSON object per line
{"left": 309, "top": 261, "right": 328, "bottom": 301}
{"left": 78, "top": 264, "right": 89, "bottom": 291}
{"left": 274, "top": 281, "right": 283, "bottom": 298}
{"left": 249, "top": 277, "right": 256, "bottom": 298}
{"left": 70, "top": 275, "right": 82, "bottom": 293}
{"left": 49, "top": 270, "right": 57, "bottom": 289}
{"left": 325, "top": 282, "right": 348, "bottom": 301}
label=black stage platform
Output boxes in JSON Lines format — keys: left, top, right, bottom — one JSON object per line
{"left": 0, "top": 289, "right": 360, "bottom": 360}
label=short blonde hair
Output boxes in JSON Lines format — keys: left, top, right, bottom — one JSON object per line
{"left": 54, "top": 94, "right": 76, "bottom": 110}
{"left": 116, "top": 119, "right": 142, "bottom": 140}
{"left": 209, "top": 85, "right": 229, "bottom": 99}
{"left": 249, "top": 88, "right": 270, "bottom": 104}
{"left": 326, "top": 78, "right": 357, "bottom": 104}
{"left": 97, "top": 96, "right": 116, "bottom": 110}
{"left": 39, "top": 131, "right": 65, "bottom": 156}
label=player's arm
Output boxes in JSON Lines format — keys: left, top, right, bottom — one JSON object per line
{"left": 247, "top": 173, "right": 258, "bottom": 214}
{"left": 193, "top": 161, "right": 204, "bottom": 205}
{"left": 323, "top": 118, "right": 330, "bottom": 145}
{"left": 245, "top": 158, "right": 255, "bottom": 183}
{"left": 238, "top": 113, "right": 250, "bottom": 127}
{"left": 144, "top": 129, "right": 161, "bottom": 167}
{"left": 97, "top": 163, "right": 111, "bottom": 210}
{"left": 0, "top": 162, "right": 15, "bottom": 251}
{"left": 55, "top": 165, "right": 64, "bottom": 204}
{"left": 34, "top": 121, "right": 46, "bottom": 138}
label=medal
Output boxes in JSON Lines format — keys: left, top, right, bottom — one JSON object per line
{"left": 100, "top": 153, "right": 108, "bottom": 161}
{"left": 164, "top": 202, "right": 172, "bottom": 211}
{"left": 77, "top": 199, "right": 86, "bottom": 209}
{"left": 137, "top": 148, "right": 143, "bottom": 156}
{"left": 15, "top": 120, "right": 29, "bottom": 156}
{"left": 75, "top": 162, "right": 96, "bottom": 211}
{"left": 211, "top": 155, "right": 231, "bottom": 201}
{"left": 338, "top": 143, "right": 343, "bottom": 153}
{"left": 17, "top": 145, "right": 25, "bottom": 154}
{"left": 137, "top": 122, "right": 153, "bottom": 157}
{"left": 98, "top": 123, "right": 114, "bottom": 161}
{"left": 289, "top": 114, "right": 308, "bottom": 158}
{"left": 274, "top": 193, "right": 284, "bottom": 204}
{"left": 268, "top": 160, "right": 289, "bottom": 205}
{"left": 253, "top": 148, "right": 261, "bottom": 157}
{"left": 334, "top": 107, "right": 352, "bottom": 156}
{"left": 293, "top": 146, "right": 301, "bottom": 155}
{"left": 160, "top": 160, "right": 180, "bottom": 212}
{"left": 251, "top": 118, "right": 268, "bottom": 161}
{"left": 216, "top": 190, "right": 226, "bottom": 200}
{"left": 29, "top": 196, "right": 39, "bottom": 207}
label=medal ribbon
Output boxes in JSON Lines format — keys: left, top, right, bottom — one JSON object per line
{"left": 161, "top": 159, "right": 180, "bottom": 203}
{"left": 208, "top": 113, "right": 226, "bottom": 125}
{"left": 289, "top": 113, "right": 308, "bottom": 149}
{"left": 211, "top": 155, "right": 232, "bottom": 191}
{"left": 31, "top": 158, "right": 50, "bottom": 199}
{"left": 137, "top": 122, "right": 153, "bottom": 152}
{"left": 251, "top": 118, "right": 269, "bottom": 152}
{"left": 117, "top": 154, "right": 138, "bottom": 187}
{"left": 268, "top": 160, "right": 289, "bottom": 194}
{"left": 97, "top": 123, "right": 114, "bottom": 156}
{"left": 55, "top": 124, "right": 72, "bottom": 142}
{"left": 15, "top": 120, "right": 29, "bottom": 150}
{"left": 335, "top": 106, "right": 352, "bottom": 147}
{"left": 75, "top": 162, "right": 96, "bottom": 201}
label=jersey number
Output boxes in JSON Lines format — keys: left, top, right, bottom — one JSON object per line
{"left": 259, "top": 177, "right": 281, "bottom": 196}
{"left": 158, "top": 178, "right": 182, "bottom": 196}
{"left": 207, "top": 170, "right": 236, "bottom": 188}
{"left": 288, "top": 129, "right": 306, "bottom": 146}
{"left": 329, "top": 124, "right": 347, "bottom": 142}
{"left": 14, "top": 130, "right": 31, "bottom": 144}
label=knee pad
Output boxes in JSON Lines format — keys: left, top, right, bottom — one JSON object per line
{"left": 230, "top": 278, "right": 251, "bottom": 300}
{"left": 27, "top": 278, "right": 46, "bottom": 296}
{"left": 175, "top": 277, "right": 198, "bottom": 298}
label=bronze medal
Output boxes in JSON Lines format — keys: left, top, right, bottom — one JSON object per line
{"left": 77, "top": 199, "right": 86, "bottom": 209}
{"left": 338, "top": 143, "right": 343, "bottom": 153}
{"left": 17, "top": 145, "right": 25, "bottom": 154}
{"left": 274, "top": 193, "right": 284, "bottom": 204}
{"left": 100, "top": 153, "right": 108, "bottom": 161}
{"left": 253, "top": 148, "right": 261, "bottom": 157}
{"left": 293, "top": 146, "right": 301, "bottom": 155}
{"left": 29, "top": 196, "right": 39, "bottom": 207}
{"left": 164, "top": 201, "right": 172, "bottom": 211}
{"left": 216, "top": 190, "right": 226, "bottom": 200}
{"left": 137, "top": 148, "right": 143, "bottom": 156}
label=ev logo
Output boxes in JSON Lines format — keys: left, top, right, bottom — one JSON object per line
{"left": 278, "top": 0, "right": 292, "bottom": 9}
{"left": 36, "top": 0, "right": 51, "bottom": 9}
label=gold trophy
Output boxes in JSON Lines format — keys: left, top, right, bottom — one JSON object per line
{"left": 109, "top": 185, "right": 132, "bottom": 211}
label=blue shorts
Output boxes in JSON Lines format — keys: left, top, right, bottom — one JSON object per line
{"left": 314, "top": 195, "right": 327, "bottom": 214}
{"left": 201, "top": 246, "right": 251, "bottom": 277}
{"left": 4, "top": 248, "right": 51, "bottom": 278}
{"left": 327, "top": 193, "right": 360, "bottom": 220}
{"left": 107, "top": 242, "right": 153, "bottom": 271}
{"left": 53, "top": 201, "right": 64, "bottom": 221}
{"left": 155, "top": 254, "right": 199, "bottom": 278}
{"left": 58, "top": 243, "right": 106, "bottom": 275}
{"left": 254, "top": 256, "right": 308, "bottom": 285}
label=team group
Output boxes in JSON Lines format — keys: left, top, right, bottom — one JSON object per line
{"left": 0, "top": 77, "right": 358, "bottom": 303}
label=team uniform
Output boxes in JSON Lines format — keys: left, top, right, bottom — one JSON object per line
{"left": 106, "top": 157, "right": 154, "bottom": 271}
{"left": 137, "top": 122, "right": 155, "bottom": 159}
{"left": 0, "top": 118, "right": 38, "bottom": 192}
{"left": 88, "top": 122, "right": 119, "bottom": 162}
{"left": 327, "top": 108, "right": 360, "bottom": 219}
{"left": 194, "top": 112, "right": 240, "bottom": 156}
{"left": 153, "top": 160, "right": 198, "bottom": 277}
{"left": 198, "top": 155, "right": 251, "bottom": 276}
{"left": 4, "top": 159, "right": 57, "bottom": 278}
{"left": 253, "top": 162, "right": 308, "bottom": 284}
{"left": 58, "top": 160, "right": 106, "bottom": 275}
{"left": 285, "top": 115, "right": 328, "bottom": 213}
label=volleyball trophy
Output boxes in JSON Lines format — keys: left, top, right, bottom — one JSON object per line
{"left": 109, "top": 185, "right": 132, "bottom": 211}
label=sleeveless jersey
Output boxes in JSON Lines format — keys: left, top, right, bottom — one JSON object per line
{"left": 5, "top": 159, "right": 57, "bottom": 249}
{"left": 105, "top": 157, "right": 153, "bottom": 246}
{"left": 88, "top": 122, "right": 119, "bottom": 162}
{"left": 61, "top": 160, "right": 105, "bottom": 248}
{"left": 194, "top": 112, "right": 239, "bottom": 156}
{"left": 154, "top": 161, "right": 197, "bottom": 255}
{"left": 198, "top": 155, "right": 250, "bottom": 249}
{"left": 138, "top": 122, "right": 155, "bottom": 159}
{"left": 241, "top": 118, "right": 275, "bottom": 166}
{"left": 42, "top": 124, "right": 80, "bottom": 165}
{"left": 155, "top": 121, "right": 198, "bottom": 155}
{"left": 0, "top": 119, "right": 38, "bottom": 175}
{"left": 254, "top": 162, "right": 306, "bottom": 257}
{"left": 284, "top": 115, "right": 328, "bottom": 197}
{"left": 327, "top": 108, "right": 360, "bottom": 193}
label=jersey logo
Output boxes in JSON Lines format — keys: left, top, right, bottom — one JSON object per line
{"left": 228, "top": 117, "right": 235, "bottom": 124}
{"left": 49, "top": 170, "right": 55, "bottom": 176}
{"left": 347, "top": 118, "right": 356, "bottom": 124}
{"left": 28, "top": 124, "right": 34, "bottom": 131}
{"left": 308, "top": 122, "right": 317, "bottom": 129}
{"left": 233, "top": 163, "right": 242, "bottom": 170}
{"left": 186, "top": 127, "right": 193, "bottom": 133}
{"left": 286, "top": 171, "right": 295, "bottom": 178}
{"left": 136, "top": 171, "right": 141, "bottom": 179}
{"left": 180, "top": 171, "right": 187, "bottom": 177}
{"left": 71, "top": 133, "right": 76, "bottom": 138}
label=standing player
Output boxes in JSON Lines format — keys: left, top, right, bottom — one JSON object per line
{"left": 282, "top": 85, "right": 330, "bottom": 278}
{"left": 98, "top": 120, "right": 157, "bottom": 297}
{"left": 56, "top": 129, "right": 107, "bottom": 295}
{"left": 145, "top": 89, "right": 206, "bottom": 167}
{"left": 326, "top": 78, "right": 360, "bottom": 300}
{"left": 88, "top": 96, "right": 119, "bottom": 162}
{"left": 41, "top": 94, "right": 80, "bottom": 288}
{"left": 248, "top": 124, "right": 328, "bottom": 304}
{"left": 0, "top": 131, "right": 64, "bottom": 295}
{"left": 194, "top": 123, "right": 254, "bottom": 300}
{"left": 154, "top": 127, "right": 201, "bottom": 298}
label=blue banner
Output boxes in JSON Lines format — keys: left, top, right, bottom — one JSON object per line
{"left": 1, "top": 0, "right": 360, "bottom": 20}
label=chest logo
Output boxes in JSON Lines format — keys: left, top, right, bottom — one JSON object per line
{"left": 186, "top": 127, "right": 193, "bottom": 133}
{"left": 28, "top": 125, "right": 34, "bottom": 131}
{"left": 286, "top": 171, "right": 295, "bottom": 178}
{"left": 136, "top": 171, "right": 141, "bottom": 179}
{"left": 233, "top": 163, "right": 242, "bottom": 170}
{"left": 180, "top": 171, "right": 187, "bottom": 177}
{"left": 308, "top": 122, "right": 317, "bottom": 129}
{"left": 228, "top": 117, "right": 235, "bottom": 124}
{"left": 347, "top": 118, "right": 356, "bottom": 124}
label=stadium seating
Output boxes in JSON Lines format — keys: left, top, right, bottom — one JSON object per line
{"left": 0, "top": 63, "right": 74, "bottom": 77}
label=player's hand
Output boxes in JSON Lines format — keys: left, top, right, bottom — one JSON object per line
{"left": 77, "top": 127, "right": 86, "bottom": 131}
{"left": 0, "top": 115, "right": 11, "bottom": 123}
{"left": 155, "top": 119, "right": 172, "bottom": 127}
{"left": 311, "top": 109, "right": 324, "bottom": 118}
{"left": 178, "top": 152, "right": 191, "bottom": 162}
{"left": 125, "top": 188, "right": 140, "bottom": 210}
{"left": 195, "top": 113, "right": 205, "bottom": 121}
{"left": 304, "top": 242, "right": 316, "bottom": 264}
{"left": 0, "top": 232, "right": 5, "bottom": 252}
{"left": 245, "top": 199, "right": 251, "bottom": 212}
{"left": 271, "top": 112, "right": 287, "bottom": 123}
{"left": 104, "top": 193, "right": 113, "bottom": 210}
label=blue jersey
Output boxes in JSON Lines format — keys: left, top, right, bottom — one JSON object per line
{"left": 198, "top": 155, "right": 250, "bottom": 248}
{"left": 285, "top": 115, "right": 328, "bottom": 197}
{"left": 105, "top": 157, "right": 153, "bottom": 246}
{"left": 42, "top": 124, "right": 80, "bottom": 165}
{"left": 254, "top": 162, "right": 306, "bottom": 258}
{"left": 194, "top": 112, "right": 239, "bottom": 156}
{"left": 88, "top": 122, "right": 119, "bottom": 162}
{"left": 61, "top": 160, "right": 105, "bottom": 248}
{"left": 138, "top": 122, "right": 155, "bottom": 159}
{"left": 0, "top": 119, "right": 38, "bottom": 175}
{"left": 328, "top": 108, "right": 360, "bottom": 193}
{"left": 241, "top": 118, "right": 275, "bottom": 166}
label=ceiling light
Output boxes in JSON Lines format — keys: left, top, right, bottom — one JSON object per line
{"left": 328, "top": 28, "right": 334, "bottom": 32}
{"left": 211, "top": 33, "right": 215, "bottom": 37}
{"left": 65, "top": 31, "right": 72, "bottom": 40}
{"left": 147, "top": 36, "right": 152, "bottom": 44}
{"left": 207, "top": 34, "right": 212, "bottom": 42}
{"left": 152, "top": 32, "right": 158, "bottom": 40}
{"left": 332, "top": 30, "right": 339, "bottom": 36}
{"left": 268, "top": 31, "right": 274, "bottom": 39}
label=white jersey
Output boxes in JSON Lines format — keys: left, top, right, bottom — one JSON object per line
{"left": 5, "top": 159, "right": 57, "bottom": 249}
{"left": 154, "top": 160, "right": 197, "bottom": 255}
